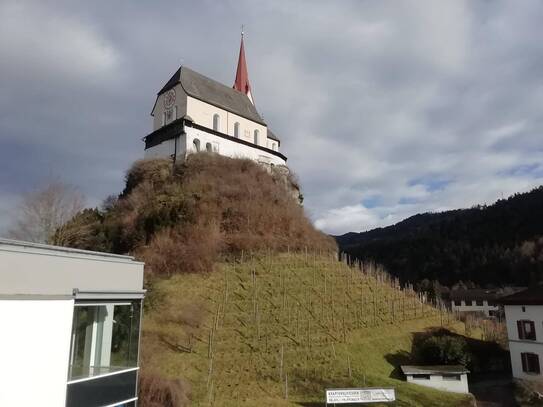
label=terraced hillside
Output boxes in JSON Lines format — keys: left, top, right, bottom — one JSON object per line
{"left": 142, "top": 253, "right": 473, "bottom": 406}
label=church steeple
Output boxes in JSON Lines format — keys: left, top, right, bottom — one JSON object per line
{"left": 233, "top": 29, "right": 254, "bottom": 104}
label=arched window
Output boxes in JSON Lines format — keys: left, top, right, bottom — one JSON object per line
{"left": 253, "top": 129, "right": 259, "bottom": 145}
{"left": 213, "top": 114, "right": 220, "bottom": 131}
{"left": 234, "top": 122, "right": 240, "bottom": 138}
{"left": 206, "top": 142, "right": 212, "bottom": 153}
{"left": 272, "top": 142, "right": 277, "bottom": 151}
{"left": 193, "top": 138, "right": 201, "bottom": 152}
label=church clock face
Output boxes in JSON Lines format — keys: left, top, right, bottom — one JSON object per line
{"left": 163, "top": 89, "right": 176, "bottom": 109}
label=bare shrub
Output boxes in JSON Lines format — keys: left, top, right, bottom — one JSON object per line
{"left": 140, "top": 223, "right": 223, "bottom": 276}
{"left": 178, "top": 154, "right": 336, "bottom": 254}
{"left": 63, "top": 154, "right": 337, "bottom": 273}
{"left": 122, "top": 159, "right": 173, "bottom": 197}
{"left": 138, "top": 371, "right": 191, "bottom": 407}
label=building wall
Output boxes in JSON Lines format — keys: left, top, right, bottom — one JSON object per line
{"left": 505, "top": 304, "right": 543, "bottom": 380}
{"left": 183, "top": 127, "right": 286, "bottom": 166}
{"left": 152, "top": 84, "right": 187, "bottom": 131}
{"left": 186, "top": 96, "right": 268, "bottom": 147}
{"left": 144, "top": 137, "right": 176, "bottom": 160}
{"left": 508, "top": 341, "right": 543, "bottom": 381}
{"left": 0, "top": 299, "right": 74, "bottom": 407}
{"left": 144, "top": 128, "right": 286, "bottom": 166}
{"left": 451, "top": 300, "right": 499, "bottom": 316}
{"left": 143, "top": 136, "right": 189, "bottom": 161}
{"left": 406, "top": 373, "right": 469, "bottom": 393}
{"left": 0, "top": 245, "right": 144, "bottom": 296}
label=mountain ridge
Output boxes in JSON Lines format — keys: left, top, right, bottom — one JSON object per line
{"left": 336, "top": 186, "right": 543, "bottom": 286}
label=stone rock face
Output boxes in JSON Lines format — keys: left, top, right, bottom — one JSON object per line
{"left": 271, "top": 165, "right": 303, "bottom": 205}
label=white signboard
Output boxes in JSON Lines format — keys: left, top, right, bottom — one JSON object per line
{"left": 326, "top": 388, "right": 396, "bottom": 404}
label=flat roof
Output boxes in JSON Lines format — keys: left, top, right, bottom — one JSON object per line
{"left": 0, "top": 238, "right": 144, "bottom": 296}
{"left": 0, "top": 238, "right": 140, "bottom": 263}
{"left": 401, "top": 365, "right": 469, "bottom": 375}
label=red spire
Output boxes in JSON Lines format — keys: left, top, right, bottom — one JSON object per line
{"left": 233, "top": 31, "right": 253, "bottom": 104}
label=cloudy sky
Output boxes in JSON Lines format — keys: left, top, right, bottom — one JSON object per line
{"left": 1, "top": 0, "right": 543, "bottom": 236}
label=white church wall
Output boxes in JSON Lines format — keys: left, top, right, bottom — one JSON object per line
{"left": 185, "top": 126, "right": 285, "bottom": 166}
{"left": 266, "top": 138, "right": 279, "bottom": 151}
{"left": 144, "top": 138, "right": 175, "bottom": 160}
{"left": 144, "top": 136, "right": 188, "bottom": 161}
{"left": 186, "top": 96, "right": 268, "bottom": 146}
{"left": 151, "top": 84, "right": 187, "bottom": 131}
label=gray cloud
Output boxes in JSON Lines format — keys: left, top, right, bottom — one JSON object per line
{"left": 1, "top": 0, "right": 542, "bottom": 237}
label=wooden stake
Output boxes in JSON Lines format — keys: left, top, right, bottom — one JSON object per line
{"left": 280, "top": 344, "right": 284, "bottom": 381}
{"left": 285, "top": 372, "right": 288, "bottom": 399}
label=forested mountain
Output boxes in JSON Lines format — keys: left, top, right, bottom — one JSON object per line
{"left": 336, "top": 186, "right": 543, "bottom": 287}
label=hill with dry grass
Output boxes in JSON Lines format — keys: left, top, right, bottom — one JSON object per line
{"left": 61, "top": 154, "right": 476, "bottom": 406}
{"left": 60, "top": 154, "right": 336, "bottom": 273}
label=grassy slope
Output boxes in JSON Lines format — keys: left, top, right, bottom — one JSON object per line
{"left": 142, "top": 253, "right": 473, "bottom": 406}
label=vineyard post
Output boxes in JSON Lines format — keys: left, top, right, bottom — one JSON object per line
{"left": 285, "top": 372, "right": 288, "bottom": 399}
{"left": 280, "top": 343, "right": 284, "bottom": 381}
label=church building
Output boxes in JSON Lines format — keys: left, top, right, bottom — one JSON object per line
{"left": 143, "top": 34, "right": 287, "bottom": 167}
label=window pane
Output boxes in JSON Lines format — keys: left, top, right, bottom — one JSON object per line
{"left": 111, "top": 302, "right": 141, "bottom": 368}
{"left": 69, "top": 300, "right": 141, "bottom": 380}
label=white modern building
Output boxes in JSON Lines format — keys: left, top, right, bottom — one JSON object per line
{"left": 401, "top": 365, "right": 470, "bottom": 394}
{"left": 143, "top": 34, "right": 287, "bottom": 168}
{"left": 501, "top": 287, "right": 543, "bottom": 381}
{"left": 0, "top": 238, "right": 145, "bottom": 407}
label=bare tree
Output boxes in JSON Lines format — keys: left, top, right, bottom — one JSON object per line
{"left": 8, "top": 181, "right": 85, "bottom": 244}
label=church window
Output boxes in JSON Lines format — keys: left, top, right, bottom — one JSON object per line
{"left": 206, "top": 142, "right": 212, "bottom": 153}
{"left": 253, "top": 129, "right": 259, "bottom": 145}
{"left": 272, "top": 142, "right": 277, "bottom": 151}
{"left": 193, "top": 139, "right": 201, "bottom": 152}
{"left": 213, "top": 114, "right": 220, "bottom": 131}
{"left": 164, "top": 109, "right": 174, "bottom": 124}
{"left": 234, "top": 122, "right": 240, "bottom": 138}
{"left": 173, "top": 106, "right": 178, "bottom": 120}
{"left": 212, "top": 142, "right": 219, "bottom": 153}
{"left": 162, "top": 112, "right": 166, "bottom": 126}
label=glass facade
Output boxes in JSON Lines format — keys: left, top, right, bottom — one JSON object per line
{"left": 69, "top": 300, "right": 141, "bottom": 380}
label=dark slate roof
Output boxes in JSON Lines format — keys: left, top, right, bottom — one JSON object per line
{"left": 267, "top": 129, "right": 281, "bottom": 143}
{"left": 401, "top": 365, "right": 469, "bottom": 375}
{"left": 158, "top": 66, "right": 266, "bottom": 126}
{"left": 450, "top": 289, "right": 502, "bottom": 301}
{"left": 500, "top": 286, "right": 543, "bottom": 305}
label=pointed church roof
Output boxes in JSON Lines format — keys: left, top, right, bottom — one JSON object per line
{"left": 233, "top": 34, "right": 253, "bottom": 103}
{"left": 157, "top": 66, "right": 265, "bottom": 125}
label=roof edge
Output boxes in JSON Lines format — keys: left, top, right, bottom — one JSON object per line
{"left": 0, "top": 238, "right": 139, "bottom": 263}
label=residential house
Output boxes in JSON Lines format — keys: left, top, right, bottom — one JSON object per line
{"left": 501, "top": 286, "right": 543, "bottom": 381}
